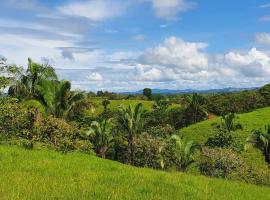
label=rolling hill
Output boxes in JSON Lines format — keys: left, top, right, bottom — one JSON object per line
{"left": 180, "top": 107, "right": 270, "bottom": 169}
{"left": 0, "top": 145, "right": 269, "bottom": 200}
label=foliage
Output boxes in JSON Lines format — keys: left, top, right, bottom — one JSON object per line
{"left": 87, "top": 119, "right": 114, "bottom": 158}
{"left": 153, "top": 98, "right": 171, "bottom": 111}
{"left": 36, "top": 115, "right": 77, "bottom": 153}
{"left": 199, "top": 148, "right": 244, "bottom": 178}
{"left": 170, "top": 135, "right": 201, "bottom": 171}
{"left": 185, "top": 93, "right": 208, "bottom": 123}
{"left": 0, "top": 98, "right": 35, "bottom": 139}
{"left": 220, "top": 113, "right": 242, "bottom": 132}
{"left": 206, "top": 91, "right": 265, "bottom": 115}
{"left": 118, "top": 103, "right": 144, "bottom": 165}
{"left": 246, "top": 124, "right": 270, "bottom": 163}
{"left": 143, "top": 88, "right": 152, "bottom": 100}
{"left": 135, "top": 132, "right": 163, "bottom": 168}
{"left": 229, "top": 165, "right": 270, "bottom": 186}
{"left": 206, "top": 128, "right": 234, "bottom": 148}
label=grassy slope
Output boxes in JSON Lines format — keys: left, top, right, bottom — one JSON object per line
{"left": 0, "top": 146, "right": 270, "bottom": 200}
{"left": 181, "top": 107, "right": 270, "bottom": 168}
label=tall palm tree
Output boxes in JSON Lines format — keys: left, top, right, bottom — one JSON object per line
{"left": 87, "top": 119, "right": 114, "bottom": 159}
{"left": 170, "top": 135, "right": 201, "bottom": 171}
{"left": 9, "top": 58, "right": 57, "bottom": 99}
{"left": 246, "top": 124, "right": 270, "bottom": 163}
{"left": 185, "top": 93, "right": 207, "bottom": 123}
{"left": 118, "top": 103, "right": 144, "bottom": 165}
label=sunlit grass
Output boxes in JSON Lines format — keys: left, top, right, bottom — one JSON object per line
{"left": 181, "top": 107, "right": 270, "bottom": 169}
{"left": 0, "top": 145, "right": 269, "bottom": 200}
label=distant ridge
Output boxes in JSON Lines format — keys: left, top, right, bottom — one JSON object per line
{"left": 120, "top": 87, "right": 258, "bottom": 95}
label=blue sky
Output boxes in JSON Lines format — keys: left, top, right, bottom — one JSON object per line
{"left": 1, "top": 0, "right": 270, "bottom": 92}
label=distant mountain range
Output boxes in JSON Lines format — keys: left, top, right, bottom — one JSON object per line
{"left": 120, "top": 87, "right": 259, "bottom": 95}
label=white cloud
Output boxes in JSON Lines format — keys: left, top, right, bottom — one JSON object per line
{"left": 140, "top": 37, "right": 208, "bottom": 73}
{"left": 86, "top": 72, "right": 103, "bottom": 81}
{"left": 151, "top": 0, "right": 195, "bottom": 21}
{"left": 58, "top": 0, "right": 128, "bottom": 21}
{"left": 255, "top": 33, "right": 270, "bottom": 45}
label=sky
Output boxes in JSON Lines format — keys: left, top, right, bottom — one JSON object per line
{"left": 1, "top": 0, "right": 270, "bottom": 92}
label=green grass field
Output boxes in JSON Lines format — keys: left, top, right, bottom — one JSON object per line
{"left": 180, "top": 107, "right": 270, "bottom": 168}
{"left": 0, "top": 145, "right": 270, "bottom": 200}
{"left": 89, "top": 99, "right": 181, "bottom": 117}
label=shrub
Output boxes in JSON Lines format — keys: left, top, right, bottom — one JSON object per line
{"left": 229, "top": 165, "right": 270, "bottom": 186}
{"left": 206, "top": 129, "right": 234, "bottom": 148}
{"left": 74, "top": 140, "right": 94, "bottom": 154}
{"left": 135, "top": 133, "right": 163, "bottom": 169}
{"left": 144, "top": 124, "right": 175, "bottom": 138}
{"left": 37, "top": 116, "right": 77, "bottom": 152}
{"left": 0, "top": 98, "right": 35, "bottom": 139}
{"left": 199, "top": 148, "right": 244, "bottom": 178}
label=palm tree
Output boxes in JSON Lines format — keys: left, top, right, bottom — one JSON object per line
{"left": 87, "top": 119, "right": 114, "bottom": 159}
{"left": 221, "top": 113, "right": 242, "bottom": 132}
{"left": 185, "top": 93, "right": 207, "bottom": 123}
{"left": 32, "top": 79, "right": 86, "bottom": 119}
{"left": 170, "top": 135, "right": 201, "bottom": 171}
{"left": 118, "top": 103, "right": 144, "bottom": 165}
{"left": 9, "top": 58, "right": 57, "bottom": 99}
{"left": 246, "top": 124, "right": 270, "bottom": 163}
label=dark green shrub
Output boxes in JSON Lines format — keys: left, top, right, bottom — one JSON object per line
{"left": 135, "top": 133, "right": 163, "bottom": 169}
{"left": 0, "top": 98, "right": 35, "bottom": 139}
{"left": 229, "top": 165, "right": 270, "bottom": 186}
{"left": 145, "top": 124, "right": 175, "bottom": 138}
{"left": 37, "top": 116, "right": 77, "bottom": 152}
{"left": 199, "top": 148, "right": 244, "bottom": 178}
{"left": 206, "top": 129, "right": 234, "bottom": 148}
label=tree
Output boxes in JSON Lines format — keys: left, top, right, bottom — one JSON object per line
{"left": 33, "top": 79, "right": 87, "bottom": 119}
{"left": 87, "top": 119, "right": 114, "bottom": 159}
{"left": 221, "top": 113, "right": 242, "bottom": 133}
{"left": 102, "top": 99, "right": 111, "bottom": 113}
{"left": 0, "top": 57, "right": 22, "bottom": 94}
{"left": 170, "top": 135, "right": 201, "bottom": 171}
{"left": 9, "top": 58, "right": 57, "bottom": 99}
{"left": 143, "top": 88, "right": 152, "bottom": 100}
{"left": 153, "top": 98, "right": 171, "bottom": 111}
{"left": 246, "top": 124, "right": 270, "bottom": 163}
{"left": 259, "top": 84, "right": 270, "bottom": 105}
{"left": 118, "top": 103, "right": 144, "bottom": 165}
{"left": 185, "top": 93, "right": 207, "bottom": 123}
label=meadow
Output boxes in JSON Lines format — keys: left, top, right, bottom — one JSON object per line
{"left": 0, "top": 145, "right": 269, "bottom": 200}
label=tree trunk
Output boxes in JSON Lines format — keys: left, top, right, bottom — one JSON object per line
{"left": 129, "top": 134, "right": 136, "bottom": 165}
{"left": 99, "top": 146, "right": 108, "bottom": 159}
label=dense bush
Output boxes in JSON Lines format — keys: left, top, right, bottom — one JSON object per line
{"left": 144, "top": 124, "right": 175, "bottom": 138}
{"left": 0, "top": 98, "right": 35, "bottom": 139}
{"left": 229, "top": 165, "right": 270, "bottom": 186}
{"left": 206, "top": 91, "right": 265, "bottom": 115}
{"left": 199, "top": 148, "right": 244, "bottom": 178}
{"left": 36, "top": 116, "right": 78, "bottom": 152}
{"left": 135, "top": 133, "right": 163, "bottom": 169}
{"left": 206, "top": 128, "right": 234, "bottom": 148}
